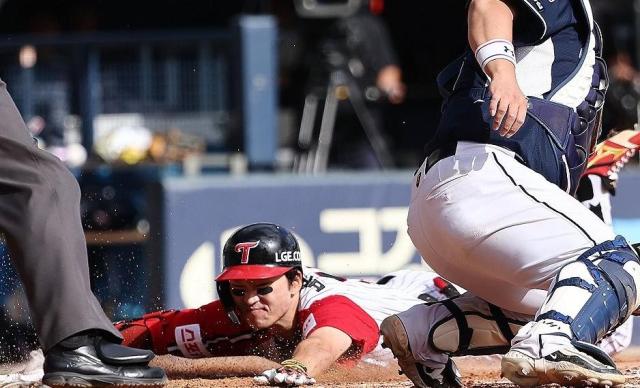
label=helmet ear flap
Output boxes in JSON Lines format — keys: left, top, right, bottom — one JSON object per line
{"left": 217, "top": 281, "right": 241, "bottom": 325}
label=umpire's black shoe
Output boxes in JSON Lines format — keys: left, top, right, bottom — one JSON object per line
{"left": 43, "top": 335, "right": 167, "bottom": 387}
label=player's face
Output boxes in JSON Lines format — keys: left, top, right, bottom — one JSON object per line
{"left": 230, "top": 272, "right": 301, "bottom": 330}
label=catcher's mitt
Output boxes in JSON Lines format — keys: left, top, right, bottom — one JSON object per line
{"left": 584, "top": 129, "right": 640, "bottom": 183}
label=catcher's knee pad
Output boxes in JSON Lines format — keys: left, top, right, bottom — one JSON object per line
{"left": 537, "top": 235, "right": 640, "bottom": 344}
{"left": 428, "top": 297, "right": 529, "bottom": 356}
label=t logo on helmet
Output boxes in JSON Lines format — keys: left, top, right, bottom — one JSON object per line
{"left": 235, "top": 241, "right": 260, "bottom": 264}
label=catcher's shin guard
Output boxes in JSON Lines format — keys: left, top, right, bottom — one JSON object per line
{"left": 380, "top": 295, "right": 531, "bottom": 387}
{"left": 537, "top": 235, "right": 640, "bottom": 344}
{"left": 502, "top": 237, "right": 639, "bottom": 387}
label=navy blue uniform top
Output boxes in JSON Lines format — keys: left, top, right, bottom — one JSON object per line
{"left": 429, "top": 0, "right": 603, "bottom": 194}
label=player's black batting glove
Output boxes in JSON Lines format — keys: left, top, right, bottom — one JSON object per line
{"left": 254, "top": 358, "right": 316, "bottom": 386}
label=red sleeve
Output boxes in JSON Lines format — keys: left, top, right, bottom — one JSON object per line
{"left": 116, "top": 300, "right": 266, "bottom": 358}
{"left": 298, "top": 295, "right": 379, "bottom": 360}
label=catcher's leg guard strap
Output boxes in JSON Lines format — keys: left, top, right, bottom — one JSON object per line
{"left": 537, "top": 236, "right": 640, "bottom": 344}
{"left": 488, "top": 303, "right": 516, "bottom": 344}
{"left": 439, "top": 299, "right": 471, "bottom": 351}
{"left": 429, "top": 297, "right": 529, "bottom": 356}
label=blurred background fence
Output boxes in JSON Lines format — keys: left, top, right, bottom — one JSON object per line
{"left": 0, "top": 29, "right": 232, "bottom": 153}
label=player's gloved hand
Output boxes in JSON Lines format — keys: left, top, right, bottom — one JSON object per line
{"left": 254, "top": 359, "right": 316, "bottom": 386}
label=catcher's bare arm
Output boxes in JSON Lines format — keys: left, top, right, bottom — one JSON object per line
{"left": 468, "top": 0, "right": 527, "bottom": 137}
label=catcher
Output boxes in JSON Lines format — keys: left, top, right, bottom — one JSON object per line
{"left": 115, "top": 222, "right": 462, "bottom": 386}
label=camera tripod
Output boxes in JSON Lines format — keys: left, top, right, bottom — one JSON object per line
{"left": 293, "top": 58, "right": 394, "bottom": 173}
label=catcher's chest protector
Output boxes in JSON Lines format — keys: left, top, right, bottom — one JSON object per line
{"left": 432, "top": 0, "right": 607, "bottom": 195}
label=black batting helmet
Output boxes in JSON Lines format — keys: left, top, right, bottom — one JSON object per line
{"left": 215, "top": 223, "right": 302, "bottom": 282}
{"left": 216, "top": 223, "right": 302, "bottom": 324}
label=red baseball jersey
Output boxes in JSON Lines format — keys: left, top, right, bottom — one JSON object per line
{"left": 117, "top": 267, "right": 455, "bottom": 363}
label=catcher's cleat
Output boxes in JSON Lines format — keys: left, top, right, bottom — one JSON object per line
{"left": 501, "top": 341, "right": 625, "bottom": 387}
{"left": 43, "top": 335, "right": 167, "bottom": 387}
{"left": 584, "top": 129, "right": 640, "bottom": 182}
{"left": 380, "top": 315, "right": 462, "bottom": 388}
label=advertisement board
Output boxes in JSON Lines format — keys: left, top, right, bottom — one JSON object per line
{"left": 162, "top": 170, "right": 640, "bottom": 311}
{"left": 161, "top": 172, "right": 422, "bottom": 308}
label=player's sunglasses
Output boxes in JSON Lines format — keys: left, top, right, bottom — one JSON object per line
{"left": 230, "top": 286, "right": 274, "bottom": 297}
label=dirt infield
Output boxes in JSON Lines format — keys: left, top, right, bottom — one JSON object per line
{"left": 153, "top": 348, "right": 640, "bottom": 387}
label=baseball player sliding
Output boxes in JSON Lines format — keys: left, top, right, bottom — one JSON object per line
{"left": 114, "top": 222, "right": 633, "bottom": 386}
{"left": 115, "top": 223, "right": 462, "bottom": 385}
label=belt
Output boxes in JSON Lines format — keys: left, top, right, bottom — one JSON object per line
{"left": 424, "top": 141, "right": 458, "bottom": 174}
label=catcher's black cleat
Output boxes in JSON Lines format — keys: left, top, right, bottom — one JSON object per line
{"left": 43, "top": 335, "right": 167, "bottom": 387}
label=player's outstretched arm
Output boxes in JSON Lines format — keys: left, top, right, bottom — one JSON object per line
{"left": 290, "top": 326, "right": 353, "bottom": 376}
{"left": 255, "top": 326, "right": 353, "bottom": 386}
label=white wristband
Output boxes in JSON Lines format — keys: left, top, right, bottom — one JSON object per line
{"left": 474, "top": 39, "right": 516, "bottom": 72}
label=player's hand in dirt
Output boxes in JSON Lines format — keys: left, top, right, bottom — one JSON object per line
{"left": 254, "top": 359, "right": 316, "bottom": 386}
